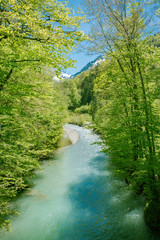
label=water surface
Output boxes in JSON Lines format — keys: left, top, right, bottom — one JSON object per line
{"left": 0, "top": 125, "right": 158, "bottom": 240}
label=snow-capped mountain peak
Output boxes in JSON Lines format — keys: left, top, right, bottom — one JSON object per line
{"left": 60, "top": 55, "right": 104, "bottom": 80}
{"left": 60, "top": 73, "right": 71, "bottom": 79}
{"left": 70, "top": 55, "right": 104, "bottom": 79}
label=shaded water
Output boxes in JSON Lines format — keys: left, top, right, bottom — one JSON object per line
{"left": 0, "top": 125, "right": 159, "bottom": 240}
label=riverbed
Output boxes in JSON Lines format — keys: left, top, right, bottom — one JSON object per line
{"left": 0, "top": 125, "right": 159, "bottom": 240}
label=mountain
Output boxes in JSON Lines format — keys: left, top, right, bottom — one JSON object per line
{"left": 70, "top": 55, "right": 104, "bottom": 79}
{"left": 60, "top": 73, "right": 71, "bottom": 79}
{"left": 60, "top": 55, "right": 104, "bottom": 80}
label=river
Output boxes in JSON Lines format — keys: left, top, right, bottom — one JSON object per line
{"left": 0, "top": 125, "right": 159, "bottom": 240}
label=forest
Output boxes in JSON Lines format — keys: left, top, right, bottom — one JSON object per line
{"left": 0, "top": 0, "right": 160, "bottom": 233}
{"left": 62, "top": 0, "right": 160, "bottom": 230}
{"left": 0, "top": 0, "right": 85, "bottom": 228}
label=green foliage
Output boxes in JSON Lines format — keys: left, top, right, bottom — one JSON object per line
{"left": 148, "top": 33, "right": 160, "bottom": 47}
{"left": 93, "top": 43, "right": 160, "bottom": 197}
{"left": 67, "top": 82, "right": 81, "bottom": 110}
{"left": 0, "top": 0, "right": 85, "bottom": 228}
{"left": 80, "top": 71, "right": 96, "bottom": 106}
{"left": 74, "top": 104, "right": 91, "bottom": 114}
{"left": 144, "top": 200, "right": 160, "bottom": 230}
{"left": 67, "top": 112, "right": 92, "bottom": 126}
{"left": 61, "top": 66, "right": 99, "bottom": 117}
{"left": 0, "top": 0, "right": 85, "bottom": 72}
{"left": 61, "top": 79, "right": 81, "bottom": 110}
{"left": 84, "top": 0, "right": 160, "bottom": 229}
{"left": 0, "top": 68, "right": 67, "bottom": 227}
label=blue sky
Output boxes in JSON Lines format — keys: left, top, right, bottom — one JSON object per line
{"left": 63, "top": 0, "right": 160, "bottom": 76}
{"left": 62, "top": 0, "right": 99, "bottom": 76}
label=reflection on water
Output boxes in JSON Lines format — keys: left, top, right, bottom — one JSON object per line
{"left": 0, "top": 125, "right": 159, "bottom": 240}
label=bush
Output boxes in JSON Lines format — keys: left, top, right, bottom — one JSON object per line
{"left": 67, "top": 112, "right": 92, "bottom": 126}
{"left": 74, "top": 105, "right": 91, "bottom": 114}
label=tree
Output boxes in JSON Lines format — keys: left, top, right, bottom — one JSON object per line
{"left": 0, "top": 67, "right": 68, "bottom": 228}
{"left": 0, "top": 0, "right": 86, "bottom": 228}
{"left": 0, "top": 0, "right": 85, "bottom": 90}
{"left": 83, "top": 0, "right": 160, "bottom": 229}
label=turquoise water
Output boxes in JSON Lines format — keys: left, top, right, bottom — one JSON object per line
{"left": 0, "top": 125, "right": 159, "bottom": 240}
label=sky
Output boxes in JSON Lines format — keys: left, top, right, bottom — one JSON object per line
{"left": 62, "top": 0, "right": 160, "bottom": 76}
{"left": 61, "top": 0, "right": 99, "bottom": 76}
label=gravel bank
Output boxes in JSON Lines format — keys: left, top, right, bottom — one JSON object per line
{"left": 63, "top": 126, "right": 79, "bottom": 144}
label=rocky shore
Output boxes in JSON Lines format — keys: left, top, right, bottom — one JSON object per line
{"left": 63, "top": 126, "right": 79, "bottom": 144}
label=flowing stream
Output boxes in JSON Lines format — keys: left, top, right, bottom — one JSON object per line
{"left": 0, "top": 125, "right": 159, "bottom": 240}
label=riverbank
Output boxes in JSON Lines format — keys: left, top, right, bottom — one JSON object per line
{"left": 58, "top": 126, "right": 80, "bottom": 149}
{"left": 1, "top": 124, "right": 159, "bottom": 240}
{"left": 63, "top": 126, "right": 79, "bottom": 144}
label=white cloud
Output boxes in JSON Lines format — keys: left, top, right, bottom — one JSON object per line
{"left": 53, "top": 75, "right": 60, "bottom": 82}
{"left": 60, "top": 73, "right": 71, "bottom": 79}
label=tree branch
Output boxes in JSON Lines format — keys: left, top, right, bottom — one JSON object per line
{"left": 21, "top": 36, "right": 50, "bottom": 42}
{"left": 10, "top": 59, "right": 40, "bottom": 62}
